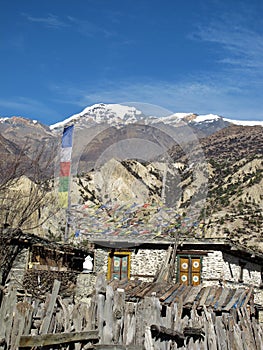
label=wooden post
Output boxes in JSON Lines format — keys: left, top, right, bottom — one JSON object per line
{"left": 10, "top": 300, "right": 33, "bottom": 349}
{"left": 113, "top": 288, "right": 125, "bottom": 344}
{"left": 39, "top": 279, "right": 61, "bottom": 334}
{"left": 123, "top": 302, "right": 136, "bottom": 346}
{"left": 0, "top": 284, "right": 17, "bottom": 350}
{"left": 103, "top": 285, "right": 114, "bottom": 344}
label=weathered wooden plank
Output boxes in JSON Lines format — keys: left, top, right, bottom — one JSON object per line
{"left": 214, "top": 287, "right": 230, "bottom": 311}
{"left": 163, "top": 284, "right": 186, "bottom": 305}
{"left": 57, "top": 295, "right": 72, "bottom": 332}
{"left": 103, "top": 285, "right": 114, "bottom": 344}
{"left": 10, "top": 306, "right": 24, "bottom": 350}
{"left": 223, "top": 289, "right": 245, "bottom": 311}
{"left": 126, "top": 282, "right": 148, "bottom": 299}
{"left": 236, "top": 289, "right": 248, "bottom": 309}
{"left": 123, "top": 302, "right": 136, "bottom": 345}
{"left": 204, "top": 287, "right": 218, "bottom": 307}
{"left": 233, "top": 323, "right": 243, "bottom": 350}
{"left": 149, "top": 296, "right": 166, "bottom": 350}
{"left": 22, "top": 298, "right": 35, "bottom": 335}
{"left": 198, "top": 287, "right": 211, "bottom": 308}
{"left": 177, "top": 285, "right": 192, "bottom": 305}
{"left": 183, "top": 285, "right": 202, "bottom": 307}
{"left": 203, "top": 306, "right": 217, "bottom": 350}
{"left": 215, "top": 316, "right": 227, "bottom": 350}
{"left": 144, "top": 325, "right": 155, "bottom": 350}
{"left": 253, "top": 321, "right": 263, "bottom": 350}
{"left": 0, "top": 284, "right": 17, "bottom": 350}
{"left": 240, "top": 308, "right": 257, "bottom": 350}
{"left": 135, "top": 297, "right": 152, "bottom": 347}
{"left": 72, "top": 304, "right": 83, "bottom": 350}
{"left": 136, "top": 283, "right": 157, "bottom": 298}
{"left": 19, "top": 330, "right": 99, "bottom": 347}
{"left": 95, "top": 346, "right": 143, "bottom": 349}
{"left": 241, "top": 287, "right": 253, "bottom": 308}
{"left": 85, "top": 298, "right": 97, "bottom": 331}
{"left": 209, "top": 287, "right": 222, "bottom": 309}
{"left": 97, "top": 293, "right": 106, "bottom": 343}
{"left": 189, "top": 306, "right": 202, "bottom": 330}
{"left": 151, "top": 324, "right": 185, "bottom": 340}
{"left": 113, "top": 288, "right": 125, "bottom": 344}
{"left": 159, "top": 284, "right": 179, "bottom": 302}
{"left": 10, "top": 300, "right": 33, "bottom": 349}
{"left": 39, "top": 279, "right": 61, "bottom": 334}
{"left": 227, "top": 315, "right": 235, "bottom": 350}
{"left": 154, "top": 246, "right": 174, "bottom": 283}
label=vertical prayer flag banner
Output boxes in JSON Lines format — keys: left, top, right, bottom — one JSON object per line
{"left": 59, "top": 125, "right": 74, "bottom": 208}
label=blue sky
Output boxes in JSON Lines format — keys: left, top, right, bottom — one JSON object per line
{"left": 1, "top": 0, "right": 263, "bottom": 125}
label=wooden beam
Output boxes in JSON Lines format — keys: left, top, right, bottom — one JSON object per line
{"left": 19, "top": 330, "right": 99, "bottom": 347}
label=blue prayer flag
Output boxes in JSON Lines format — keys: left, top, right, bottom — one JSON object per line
{"left": 62, "top": 125, "right": 74, "bottom": 148}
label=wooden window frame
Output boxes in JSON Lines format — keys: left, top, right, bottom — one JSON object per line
{"left": 177, "top": 255, "right": 203, "bottom": 286}
{"left": 107, "top": 251, "right": 131, "bottom": 281}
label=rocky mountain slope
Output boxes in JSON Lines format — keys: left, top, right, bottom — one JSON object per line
{"left": 0, "top": 104, "right": 262, "bottom": 253}
{"left": 66, "top": 124, "right": 262, "bottom": 253}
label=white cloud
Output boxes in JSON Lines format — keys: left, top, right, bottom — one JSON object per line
{"left": 23, "top": 13, "right": 69, "bottom": 29}
{"left": 193, "top": 15, "right": 263, "bottom": 71}
{"left": 50, "top": 78, "right": 263, "bottom": 121}
{"left": 0, "top": 97, "right": 59, "bottom": 119}
{"left": 23, "top": 13, "right": 113, "bottom": 38}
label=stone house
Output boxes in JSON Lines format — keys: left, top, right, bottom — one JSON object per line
{"left": 3, "top": 229, "right": 263, "bottom": 319}
{"left": 1, "top": 229, "right": 92, "bottom": 297}
{"left": 78, "top": 237, "right": 263, "bottom": 318}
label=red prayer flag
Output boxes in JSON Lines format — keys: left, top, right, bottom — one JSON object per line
{"left": 60, "top": 162, "right": 71, "bottom": 177}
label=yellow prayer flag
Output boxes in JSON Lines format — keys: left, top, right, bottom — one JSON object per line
{"left": 59, "top": 192, "right": 68, "bottom": 208}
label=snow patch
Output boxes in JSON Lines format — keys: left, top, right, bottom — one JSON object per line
{"left": 192, "top": 114, "right": 221, "bottom": 123}
{"left": 223, "top": 118, "right": 263, "bottom": 127}
{"left": 0, "top": 117, "right": 9, "bottom": 123}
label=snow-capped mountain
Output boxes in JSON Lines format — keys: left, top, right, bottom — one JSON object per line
{"left": 50, "top": 103, "right": 147, "bottom": 130}
{"left": 0, "top": 103, "right": 262, "bottom": 169}
{"left": 49, "top": 103, "right": 263, "bottom": 134}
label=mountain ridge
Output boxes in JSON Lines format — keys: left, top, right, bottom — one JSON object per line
{"left": 0, "top": 103, "right": 262, "bottom": 254}
{"left": 49, "top": 103, "right": 263, "bottom": 131}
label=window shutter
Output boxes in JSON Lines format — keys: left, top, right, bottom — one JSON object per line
{"left": 191, "top": 258, "right": 201, "bottom": 286}
{"left": 180, "top": 257, "right": 189, "bottom": 285}
{"left": 179, "top": 256, "right": 201, "bottom": 286}
{"left": 108, "top": 252, "right": 131, "bottom": 280}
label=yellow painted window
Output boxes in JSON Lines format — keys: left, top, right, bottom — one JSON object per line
{"left": 107, "top": 251, "right": 131, "bottom": 281}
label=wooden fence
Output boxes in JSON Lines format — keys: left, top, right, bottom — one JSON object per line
{"left": 0, "top": 280, "right": 98, "bottom": 349}
{"left": 0, "top": 276, "right": 263, "bottom": 349}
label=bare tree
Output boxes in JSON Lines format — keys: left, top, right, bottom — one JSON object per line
{"left": 0, "top": 142, "right": 60, "bottom": 305}
{"left": 0, "top": 142, "right": 59, "bottom": 232}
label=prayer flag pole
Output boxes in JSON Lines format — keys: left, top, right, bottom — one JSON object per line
{"left": 58, "top": 124, "right": 74, "bottom": 241}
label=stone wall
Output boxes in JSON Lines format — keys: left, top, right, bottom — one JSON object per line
{"left": 7, "top": 248, "right": 29, "bottom": 288}
{"left": 94, "top": 247, "right": 167, "bottom": 281}
{"left": 75, "top": 272, "right": 97, "bottom": 303}
{"left": 202, "top": 250, "right": 263, "bottom": 305}
{"left": 130, "top": 249, "right": 167, "bottom": 281}
{"left": 75, "top": 247, "right": 263, "bottom": 307}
